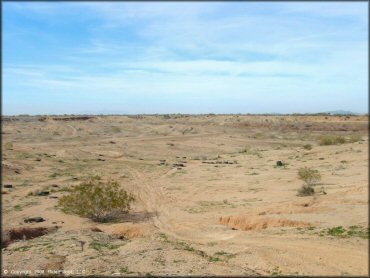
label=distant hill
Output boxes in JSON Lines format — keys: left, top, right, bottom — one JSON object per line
{"left": 326, "top": 110, "right": 358, "bottom": 115}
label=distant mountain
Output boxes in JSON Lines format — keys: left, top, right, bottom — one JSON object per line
{"left": 326, "top": 110, "right": 358, "bottom": 115}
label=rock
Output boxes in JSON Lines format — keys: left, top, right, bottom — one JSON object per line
{"left": 35, "top": 158, "right": 42, "bottom": 161}
{"left": 91, "top": 227, "right": 103, "bottom": 232}
{"left": 97, "top": 158, "right": 105, "bottom": 161}
{"left": 109, "top": 141, "right": 116, "bottom": 144}
{"left": 36, "top": 191, "right": 50, "bottom": 196}
{"left": 173, "top": 163, "right": 185, "bottom": 167}
{"left": 24, "top": 217, "right": 45, "bottom": 223}
{"left": 49, "top": 196, "right": 59, "bottom": 199}
{"left": 276, "top": 161, "right": 284, "bottom": 167}
{"left": 4, "top": 184, "right": 13, "bottom": 188}
{"left": 50, "top": 184, "right": 59, "bottom": 188}
{"left": 52, "top": 221, "right": 64, "bottom": 224}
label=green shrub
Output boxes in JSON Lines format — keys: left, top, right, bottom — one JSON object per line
{"left": 327, "top": 226, "right": 346, "bottom": 236}
{"left": 298, "top": 167, "right": 321, "bottom": 186}
{"left": 303, "top": 144, "right": 312, "bottom": 150}
{"left": 297, "top": 185, "right": 314, "bottom": 196}
{"left": 58, "top": 176, "right": 134, "bottom": 222}
{"left": 349, "top": 134, "right": 362, "bottom": 143}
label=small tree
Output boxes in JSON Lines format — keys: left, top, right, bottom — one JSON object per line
{"left": 298, "top": 167, "right": 321, "bottom": 186}
{"left": 297, "top": 167, "right": 322, "bottom": 197}
{"left": 58, "top": 176, "right": 135, "bottom": 222}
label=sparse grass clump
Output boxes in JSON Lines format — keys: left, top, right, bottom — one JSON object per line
{"left": 318, "top": 135, "right": 360, "bottom": 146}
{"left": 111, "top": 126, "right": 121, "bottom": 133}
{"left": 4, "top": 142, "right": 13, "bottom": 150}
{"left": 326, "top": 226, "right": 346, "bottom": 236}
{"left": 303, "top": 144, "right": 312, "bottom": 150}
{"left": 297, "top": 185, "right": 315, "bottom": 196}
{"left": 349, "top": 134, "right": 362, "bottom": 143}
{"left": 89, "top": 239, "right": 122, "bottom": 251}
{"left": 319, "top": 135, "right": 346, "bottom": 145}
{"left": 318, "top": 226, "right": 369, "bottom": 239}
{"left": 58, "top": 176, "right": 134, "bottom": 222}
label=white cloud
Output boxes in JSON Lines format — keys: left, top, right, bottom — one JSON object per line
{"left": 3, "top": 2, "right": 368, "bottom": 114}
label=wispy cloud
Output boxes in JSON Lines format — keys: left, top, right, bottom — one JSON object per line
{"left": 3, "top": 2, "right": 368, "bottom": 115}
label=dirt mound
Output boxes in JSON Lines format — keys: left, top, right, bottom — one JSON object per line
{"left": 2, "top": 226, "right": 58, "bottom": 248}
{"left": 103, "top": 223, "right": 149, "bottom": 239}
{"left": 219, "top": 215, "right": 311, "bottom": 231}
{"left": 111, "top": 226, "right": 145, "bottom": 239}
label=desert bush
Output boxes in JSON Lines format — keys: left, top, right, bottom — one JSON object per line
{"left": 58, "top": 176, "right": 135, "bottom": 222}
{"left": 111, "top": 126, "right": 121, "bottom": 133}
{"left": 349, "top": 134, "right": 362, "bottom": 143}
{"left": 303, "top": 144, "right": 312, "bottom": 150}
{"left": 297, "top": 185, "right": 315, "bottom": 196}
{"left": 298, "top": 167, "right": 321, "bottom": 186}
{"left": 319, "top": 136, "right": 346, "bottom": 146}
{"left": 4, "top": 142, "right": 13, "bottom": 150}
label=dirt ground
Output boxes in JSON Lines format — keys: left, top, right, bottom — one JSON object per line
{"left": 1, "top": 114, "right": 369, "bottom": 276}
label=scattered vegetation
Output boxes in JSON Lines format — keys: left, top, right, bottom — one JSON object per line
{"left": 303, "top": 144, "right": 312, "bottom": 150}
{"left": 111, "top": 126, "right": 121, "bottom": 133}
{"left": 89, "top": 239, "right": 123, "bottom": 251}
{"left": 348, "top": 134, "right": 362, "bottom": 143}
{"left": 49, "top": 172, "right": 62, "bottom": 178}
{"left": 240, "top": 145, "right": 262, "bottom": 158}
{"left": 58, "top": 176, "right": 135, "bottom": 222}
{"left": 297, "top": 185, "right": 315, "bottom": 196}
{"left": 120, "top": 266, "right": 135, "bottom": 274}
{"left": 318, "top": 134, "right": 361, "bottom": 146}
{"left": 269, "top": 266, "right": 283, "bottom": 276}
{"left": 318, "top": 226, "right": 369, "bottom": 239}
{"left": 298, "top": 167, "right": 321, "bottom": 186}
{"left": 158, "top": 233, "right": 231, "bottom": 263}
{"left": 319, "top": 136, "right": 346, "bottom": 145}
{"left": 4, "top": 142, "right": 13, "bottom": 150}
{"left": 14, "top": 205, "right": 22, "bottom": 211}
{"left": 208, "top": 256, "right": 222, "bottom": 262}
{"left": 297, "top": 167, "right": 322, "bottom": 196}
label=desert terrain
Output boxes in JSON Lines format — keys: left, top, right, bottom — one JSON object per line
{"left": 1, "top": 114, "right": 369, "bottom": 276}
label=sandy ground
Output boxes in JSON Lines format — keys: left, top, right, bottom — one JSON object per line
{"left": 1, "top": 114, "right": 369, "bottom": 276}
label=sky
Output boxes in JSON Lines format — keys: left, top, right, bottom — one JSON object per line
{"left": 3, "top": 2, "right": 368, "bottom": 115}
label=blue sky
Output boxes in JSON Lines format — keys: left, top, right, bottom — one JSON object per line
{"left": 3, "top": 2, "right": 368, "bottom": 115}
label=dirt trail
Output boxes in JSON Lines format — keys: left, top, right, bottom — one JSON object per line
{"left": 67, "top": 125, "right": 77, "bottom": 136}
